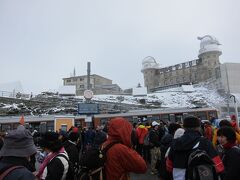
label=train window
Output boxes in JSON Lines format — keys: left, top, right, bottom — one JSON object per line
{"left": 208, "top": 111, "right": 218, "bottom": 119}
{"left": 47, "top": 122, "right": 54, "bottom": 132}
{"left": 132, "top": 116, "right": 138, "bottom": 123}
{"left": 175, "top": 114, "right": 183, "bottom": 123}
{"left": 152, "top": 115, "right": 160, "bottom": 121}
{"left": 1, "top": 124, "right": 11, "bottom": 132}
{"left": 39, "top": 122, "right": 47, "bottom": 134}
{"left": 13, "top": 123, "right": 19, "bottom": 130}
{"left": 61, "top": 124, "right": 67, "bottom": 131}
{"left": 74, "top": 120, "right": 81, "bottom": 127}
{"left": 100, "top": 118, "right": 108, "bottom": 126}
{"left": 29, "top": 122, "right": 40, "bottom": 132}
{"left": 169, "top": 114, "right": 175, "bottom": 123}
{"left": 195, "top": 112, "right": 207, "bottom": 120}
{"left": 147, "top": 116, "right": 152, "bottom": 121}
{"left": 183, "top": 113, "right": 189, "bottom": 119}
{"left": 161, "top": 114, "right": 169, "bottom": 123}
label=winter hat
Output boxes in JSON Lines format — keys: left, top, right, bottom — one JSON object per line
{"left": 152, "top": 121, "right": 160, "bottom": 127}
{"left": 174, "top": 128, "right": 185, "bottom": 139}
{"left": 69, "top": 132, "right": 79, "bottom": 142}
{"left": 183, "top": 116, "right": 200, "bottom": 128}
{"left": 72, "top": 127, "right": 78, "bottom": 133}
{"left": 231, "top": 114, "right": 236, "bottom": 121}
{"left": 0, "top": 126, "right": 37, "bottom": 157}
{"left": 39, "top": 132, "right": 62, "bottom": 152}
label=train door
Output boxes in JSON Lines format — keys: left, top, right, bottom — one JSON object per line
{"left": 54, "top": 117, "right": 74, "bottom": 132}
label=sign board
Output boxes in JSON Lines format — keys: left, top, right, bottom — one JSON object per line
{"left": 85, "top": 116, "right": 92, "bottom": 122}
{"left": 78, "top": 103, "right": 99, "bottom": 114}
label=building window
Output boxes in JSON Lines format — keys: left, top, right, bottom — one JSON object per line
{"left": 179, "top": 64, "right": 182, "bottom": 69}
{"left": 66, "top": 79, "right": 71, "bottom": 83}
{"left": 185, "top": 62, "right": 189, "bottom": 68}
{"left": 80, "top": 78, "right": 84, "bottom": 81}
{"left": 79, "top": 85, "right": 84, "bottom": 88}
{"left": 192, "top": 60, "right": 197, "bottom": 66}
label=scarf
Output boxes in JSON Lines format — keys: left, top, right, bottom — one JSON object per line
{"left": 36, "top": 147, "right": 65, "bottom": 179}
{"left": 222, "top": 141, "right": 236, "bottom": 150}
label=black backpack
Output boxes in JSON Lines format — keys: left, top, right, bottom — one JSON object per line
{"left": 186, "top": 149, "right": 218, "bottom": 180}
{"left": 79, "top": 142, "right": 119, "bottom": 180}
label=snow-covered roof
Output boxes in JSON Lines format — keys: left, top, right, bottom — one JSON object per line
{"left": 132, "top": 87, "right": 147, "bottom": 96}
{"left": 182, "top": 85, "right": 195, "bottom": 92}
{"left": 58, "top": 86, "right": 76, "bottom": 95}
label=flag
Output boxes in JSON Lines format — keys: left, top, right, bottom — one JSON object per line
{"left": 19, "top": 115, "right": 25, "bottom": 125}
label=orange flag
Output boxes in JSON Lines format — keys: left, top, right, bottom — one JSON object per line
{"left": 19, "top": 115, "right": 25, "bottom": 125}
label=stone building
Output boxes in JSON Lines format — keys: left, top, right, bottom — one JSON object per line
{"left": 63, "top": 74, "right": 122, "bottom": 95}
{"left": 142, "top": 35, "right": 222, "bottom": 92}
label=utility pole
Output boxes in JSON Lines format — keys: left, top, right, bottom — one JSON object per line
{"left": 87, "top": 62, "right": 91, "bottom": 90}
{"left": 225, "top": 64, "right": 230, "bottom": 116}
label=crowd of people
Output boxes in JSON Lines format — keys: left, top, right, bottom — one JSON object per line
{"left": 0, "top": 114, "right": 239, "bottom": 180}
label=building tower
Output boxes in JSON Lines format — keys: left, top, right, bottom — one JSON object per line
{"left": 141, "top": 56, "right": 159, "bottom": 92}
{"left": 197, "top": 35, "right": 222, "bottom": 82}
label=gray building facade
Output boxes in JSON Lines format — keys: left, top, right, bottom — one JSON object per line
{"left": 63, "top": 74, "right": 122, "bottom": 95}
{"left": 142, "top": 35, "right": 223, "bottom": 92}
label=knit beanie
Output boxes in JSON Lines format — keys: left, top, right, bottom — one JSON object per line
{"left": 183, "top": 116, "right": 200, "bottom": 128}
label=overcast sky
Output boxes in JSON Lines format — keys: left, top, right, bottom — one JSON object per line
{"left": 0, "top": 0, "right": 239, "bottom": 94}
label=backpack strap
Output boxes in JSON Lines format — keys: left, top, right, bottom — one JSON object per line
{"left": 56, "top": 153, "right": 69, "bottom": 162}
{"left": 0, "top": 165, "right": 24, "bottom": 179}
{"left": 101, "top": 141, "right": 120, "bottom": 153}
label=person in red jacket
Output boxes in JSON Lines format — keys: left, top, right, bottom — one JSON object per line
{"left": 103, "top": 117, "right": 147, "bottom": 180}
{"left": 136, "top": 123, "right": 148, "bottom": 156}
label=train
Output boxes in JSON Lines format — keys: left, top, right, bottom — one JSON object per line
{"left": 0, "top": 107, "right": 218, "bottom": 133}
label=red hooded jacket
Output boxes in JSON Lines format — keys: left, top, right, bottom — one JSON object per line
{"left": 103, "top": 117, "right": 147, "bottom": 180}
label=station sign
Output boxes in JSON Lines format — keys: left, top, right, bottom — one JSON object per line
{"left": 78, "top": 103, "right": 99, "bottom": 114}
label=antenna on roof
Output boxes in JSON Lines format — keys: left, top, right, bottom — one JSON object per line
{"left": 73, "top": 67, "right": 76, "bottom": 77}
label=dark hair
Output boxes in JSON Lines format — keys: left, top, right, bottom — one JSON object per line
{"left": 217, "top": 126, "right": 236, "bottom": 142}
{"left": 219, "top": 120, "right": 232, "bottom": 128}
{"left": 168, "top": 123, "right": 182, "bottom": 135}
{"left": 39, "top": 132, "right": 62, "bottom": 152}
{"left": 183, "top": 116, "right": 200, "bottom": 128}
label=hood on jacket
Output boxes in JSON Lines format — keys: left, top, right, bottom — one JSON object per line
{"left": 107, "top": 117, "right": 133, "bottom": 147}
{"left": 172, "top": 129, "right": 202, "bottom": 151}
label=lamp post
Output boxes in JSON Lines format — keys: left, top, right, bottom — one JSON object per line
{"left": 230, "top": 94, "right": 239, "bottom": 129}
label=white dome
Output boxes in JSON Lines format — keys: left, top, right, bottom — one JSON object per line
{"left": 142, "top": 56, "right": 159, "bottom": 70}
{"left": 198, "top": 35, "right": 222, "bottom": 57}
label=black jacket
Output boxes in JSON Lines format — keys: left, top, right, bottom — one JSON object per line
{"left": 63, "top": 140, "right": 79, "bottom": 166}
{"left": 167, "top": 129, "right": 224, "bottom": 174}
{"left": 149, "top": 129, "right": 161, "bottom": 147}
{"left": 0, "top": 157, "right": 35, "bottom": 180}
{"left": 222, "top": 146, "right": 240, "bottom": 180}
